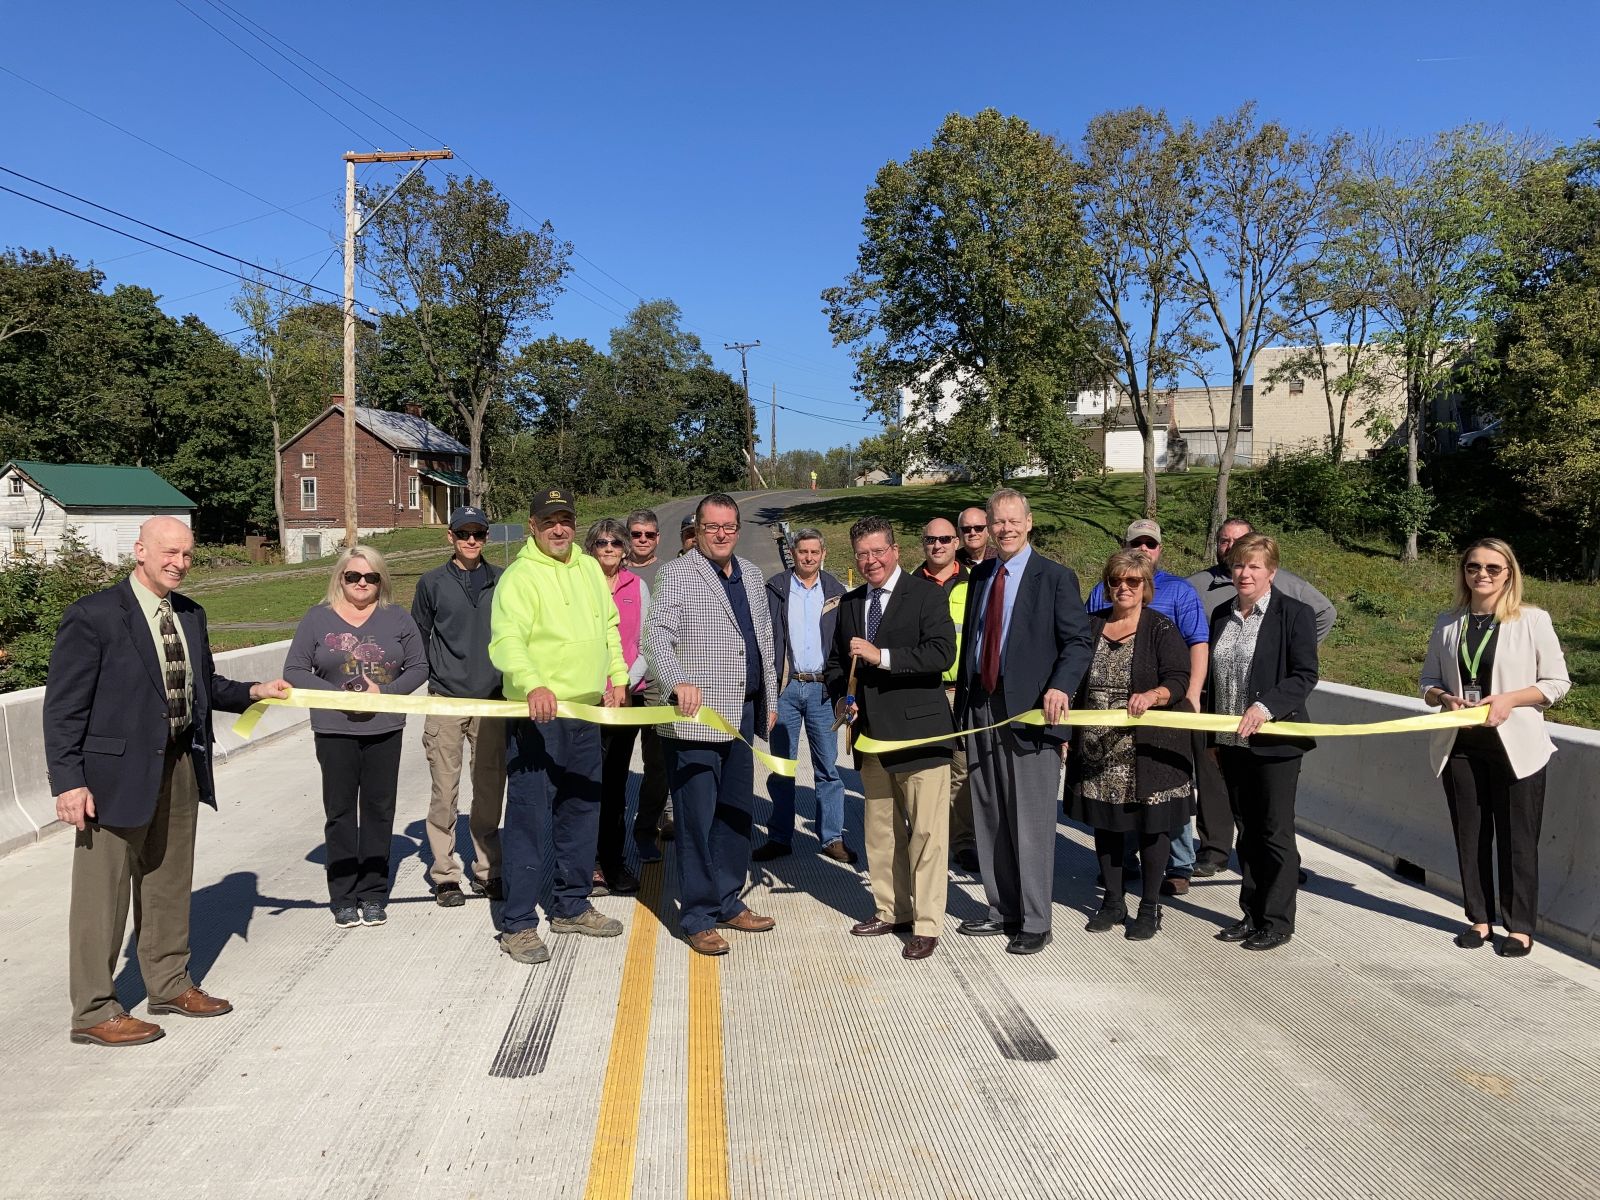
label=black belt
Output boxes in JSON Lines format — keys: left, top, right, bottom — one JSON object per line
{"left": 791, "top": 671, "right": 826, "bottom": 683}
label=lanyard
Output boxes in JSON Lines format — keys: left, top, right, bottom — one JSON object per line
{"left": 1458, "top": 615, "right": 1496, "bottom": 686}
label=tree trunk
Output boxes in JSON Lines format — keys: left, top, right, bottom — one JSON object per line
{"left": 1141, "top": 409, "right": 1158, "bottom": 518}
{"left": 270, "top": 407, "right": 286, "bottom": 552}
{"left": 1403, "top": 379, "right": 1420, "bottom": 563}
{"left": 1208, "top": 374, "right": 1247, "bottom": 545}
{"left": 466, "top": 399, "right": 486, "bottom": 508}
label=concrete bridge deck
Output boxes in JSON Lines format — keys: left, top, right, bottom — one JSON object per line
{"left": 2, "top": 721, "right": 1598, "bottom": 1200}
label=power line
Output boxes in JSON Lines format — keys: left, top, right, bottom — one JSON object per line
{"left": 98, "top": 187, "right": 339, "bottom": 265}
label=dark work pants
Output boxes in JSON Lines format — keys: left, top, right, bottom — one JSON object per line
{"left": 600, "top": 696, "right": 665, "bottom": 871}
{"left": 1193, "top": 731, "right": 1233, "bottom": 868}
{"left": 1219, "top": 747, "right": 1302, "bottom": 935}
{"left": 503, "top": 717, "right": 601, "bottom": 933}
{"left": 314, "top": 730, "right": 403, "bottom": 908}
{"left": 1442, "top": 728, "right": 1546, "bottom": 936}
{"left": 628, "top": 688, "right": 672, "bottom": 839}
{"left": 1095, "top": 829, "right": 1171, "bottom": 905}
{"left": 662, "top": 700, "right": 756, "bottom": 937}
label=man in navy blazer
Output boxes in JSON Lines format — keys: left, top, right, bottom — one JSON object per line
{"left": 953, "top": 489, "right": 1093, "bottom": 954}
{"left": 44, "top": 517, "right": 287, "bottom": 1047}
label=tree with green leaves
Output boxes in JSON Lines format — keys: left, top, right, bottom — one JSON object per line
{"left": 358, "top": 174, "right": 570, "bottom": 506}
{"left": 822, "top": 108, "right": 1103, "bottom": 487}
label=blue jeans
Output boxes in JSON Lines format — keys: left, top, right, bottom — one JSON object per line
{"left": 662, "top": 701, "right": 756, "bottom": 936}
{"left": 1167, "top": 817, "right": 1197, "bottom": 879}
{"left": 765, "top": 679, "right": 845, "bottom": 847}
{"left": 502, "top": 717, "right": 601, "bottom": 933}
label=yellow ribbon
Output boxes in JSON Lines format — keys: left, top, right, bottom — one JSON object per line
{"left": 232, "top": 690, "right": 799, "bottom": 777}
{"left": 852, "top": 705, "right": 1491, "bottom": 756}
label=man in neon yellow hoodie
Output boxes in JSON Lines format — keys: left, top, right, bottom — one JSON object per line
{"left": 489, "top": 487, "right": 630, "bottom": 965}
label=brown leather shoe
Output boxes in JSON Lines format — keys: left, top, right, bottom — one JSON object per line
{"left": 687, "top": 929, "right": 729, "bottom": 956}
{"left": 1160, "top": 876, "right": 1191, "bottom": 896}
{"left": 70, "top": 1012, "right": 165, "bottom": 1046}
{"left": 820, "top": 839, "right": 859, "bottom": 864}
{"left": 148, "top": 986, "right": 233, "bottom": 1018}
{"left": 903, "top": 935, "right": 938, "bottom": 960}
{"left": 851, "top": 918, "right": 912, "bottom": 937}
{"left": 718, "top": 909, "right": 776, "bottom": 933}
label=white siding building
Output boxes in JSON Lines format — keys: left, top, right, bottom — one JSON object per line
{"left": 0, "top": 461, "right": 195, "bottom": 565}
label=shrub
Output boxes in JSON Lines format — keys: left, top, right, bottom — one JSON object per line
{"left": 0, "top": 532, "right": 117, "bottom": 692}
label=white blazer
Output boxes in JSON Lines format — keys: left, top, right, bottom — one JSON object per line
{"left": 1419, "top": 605, "right": 1571, "bottom": 780}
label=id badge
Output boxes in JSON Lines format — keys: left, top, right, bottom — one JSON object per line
{"left": 1462, "top": 687, "right": 1482, "bottom": 705}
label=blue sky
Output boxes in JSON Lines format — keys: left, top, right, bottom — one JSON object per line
{"left": 5, "top": 2, "right": 1598, "bottom": 454}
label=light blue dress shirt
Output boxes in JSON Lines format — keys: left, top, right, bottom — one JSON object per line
{"left": 787, "top": 572, "right": 826, "bottom": 673}
{"left": 972, "top": 542, "right": 1032, "bottom": 670}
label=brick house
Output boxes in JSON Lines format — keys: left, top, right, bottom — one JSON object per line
{"left": 279, "top": 401, "right": 469, "bottom": 563}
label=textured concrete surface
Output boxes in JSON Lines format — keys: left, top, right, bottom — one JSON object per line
{"left": 2, "top": 716, "right": 1598, "bottom": 1200}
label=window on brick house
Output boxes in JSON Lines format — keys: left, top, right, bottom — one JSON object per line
{"left": 301, "top": 477, "right": 317, "bottom": 511}
{"left": 409, "top": 452, "right": 419, "bottom": 468}
{"left": 408, "top": 474, "right": 420, "bottom": 509}
{"left": 301, "top": 452, "right": 316, "bottom": 468}
{"left": 1288, "top": 377, "right": 1305, "bottom": 395}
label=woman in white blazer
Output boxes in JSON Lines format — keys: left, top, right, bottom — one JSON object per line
{"left": 1420, "top": 538, "right": 1570, "bottom": 957}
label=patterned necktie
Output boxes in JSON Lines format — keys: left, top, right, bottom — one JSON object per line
{"left": 866, "top": 588, "right": 885, "bottom": 642}
{"left": 157, "top": 598, "right": 189, "bottom": 733}
{"left": 980, "top": 564, "right": 1008, "bottom": 695}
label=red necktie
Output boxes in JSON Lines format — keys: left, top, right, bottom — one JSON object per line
{"left": 980, "top": 564, "right": 1007, "bottom": 695}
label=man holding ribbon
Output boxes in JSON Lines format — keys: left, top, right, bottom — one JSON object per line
{"left": 954, "top": 489, "right": 1092, "bottom": 955}
{"left": 645, "top": 493, "right": 780, "bottom": 956}
{"left": 489, "top": 487, "right": 630, "bottom": 965}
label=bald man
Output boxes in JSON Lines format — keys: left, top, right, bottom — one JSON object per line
{"left": 44, "top": 517, "right": 289, "bottom": 1047}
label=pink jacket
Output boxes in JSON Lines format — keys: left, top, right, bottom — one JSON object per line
{"left": 610, "top": 569, "right": 649, "bottom": 692}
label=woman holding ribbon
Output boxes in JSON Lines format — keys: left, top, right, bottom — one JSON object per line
{"left": 1421, "top": 538, "right": 1570, "bottom": 957}
{"left": 283, "top": 546, "right": 427, "bottom": 929}
{"left": 587, "top": 518, "right": 651, "bottom": 896}
{"left": 1066, "top": 551, "right": 1194, "bottom": 941}
{"left": 1207, "top": 533, "right": 1319, "bottom": 953}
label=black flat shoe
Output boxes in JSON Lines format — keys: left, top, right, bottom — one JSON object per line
{"left": 1006, "top": 930, "right": 1052, "bottom": 955}
{"left": 1085, "top": 902, "right": 1127, "bottom": 933}
{"left": 1242, "top": 929, "right": 1292, "bottom": 952}
{"left": 1497, "top": 935, "right": 1533, "bottom": 958}
{"left": 1453, "top": 926, "right": 1492, "bottom": 949}
{"left": 957, "top": 918, "right": 1014, "bottom": 937}
{"left": 1125, "top": 904, "right": 1162, "bottom": 941}
{"left": 1216, "top": 918, "right": 1255, "bottom": 943}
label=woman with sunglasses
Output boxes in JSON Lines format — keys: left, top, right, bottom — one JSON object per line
{"left": 284, "top": 545, "right": 427, "bottom": 928}
{"left": 587, "top": 518, "right": 654, "bottom": 894}
{"left": 1421, "top": 538, "right": 1570, "bottom": 957}
{"left": 1066, "top": 551, "right": 1194, "bottom": 940}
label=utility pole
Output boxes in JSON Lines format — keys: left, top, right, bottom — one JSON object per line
{"left": 770, "top": 382, "right": 778, "bottom": 489}
{"left": 724, "top": 339, "right": 760, "bottom": 489}
{"left": 342, "top": 148, "right": 452, "bottom": 549}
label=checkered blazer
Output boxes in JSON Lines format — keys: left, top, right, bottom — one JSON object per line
{"left": 645, "top": 549, "right": 778, "bottom": 743}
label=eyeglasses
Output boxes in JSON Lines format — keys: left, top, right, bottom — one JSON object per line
{"left": 629, "top": 529, "right": 659, "bottom": 540}
{"left": 959, "top": 524, "right": 988, "bottom": 534}
{"left": 1464, "top": 562, "right": 1506, "bottom": 578}
{"left": 700, "top": 522, "right": 740, "bottom": 535}
{"left": 854, "top": 546, "right": 895, "bottom": 561}
{"left": 452, "top": 529, "right": 488, "bottom": 542}
{"left": 1109, "top": 577, "right": 1144, "bottom": 590}
{"left": 593, "top": 538, "right": 625, "bottom": 549}
{"left": 1129, "top": 539, "right": 1159, "bottom": 550}
{"left": 343, "top": 571, "right": 381, "bottom": 585}
{"left": 923, "top": 534, "right": 955, "bottom": 545}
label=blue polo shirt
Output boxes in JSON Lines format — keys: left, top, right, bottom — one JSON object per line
{"left": 1085, "top": 569, "right": 1208, "bottom": 646}
{"left": 717, "top": 557, "right": 763, "bottom": 698}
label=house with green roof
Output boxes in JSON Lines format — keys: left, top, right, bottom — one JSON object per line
{"left": 0, "top": 460, "right": 195, "bottom": 565}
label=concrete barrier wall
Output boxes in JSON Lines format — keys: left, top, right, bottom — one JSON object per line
{"left": 0, "top": 640, "right": 304, "bottom": 856}
{"left": 1297, "top": 681, "right": 1600, "bottom": 960}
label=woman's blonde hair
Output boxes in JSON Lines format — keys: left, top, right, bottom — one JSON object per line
{"left": 1225, "top": 532, "right": 1280, "bottom": 571}
{"left": 1453, "top": 537, "right": 1524, "bottom": 622}
{"left": 1101, "top": 550, "right": 1155, "bottom": 605}
{"left": 326, "top": 543, "right": 393, "bottom": 607}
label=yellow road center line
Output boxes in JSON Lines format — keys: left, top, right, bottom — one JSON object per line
{"left": 583, "top": 871, "right": 662, "bottom": 1200}
{"left": 687, "top": 950, "right": 730, "bottom": 1200}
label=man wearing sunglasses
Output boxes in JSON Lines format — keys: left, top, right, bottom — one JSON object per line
{"left": 624, "top": 510, "right": 662, "bottom": 586}
{"left": 412, "top": 506, "right": 507, "bottom": 909}
{"left": 914, "top": 518, "right": 980, "bottom": 875}
{"left": 956, "top": 506, "right": 997, "bottom": 569}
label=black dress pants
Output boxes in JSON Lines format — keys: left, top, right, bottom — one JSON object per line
{"left": 600, "top": 698, "right": 665, "bottom": 871}
{"left": 1218, "top": 747, "right": 1302, "bottom": 934}
{"left": 314, "top": 730, "right": 403, "bottom": 908}
{"left": 1193, "top": 731, "right": 1233, "bottom": 868}
{"left": 1442, "top": 728, "right": 1546, "bottom": 937}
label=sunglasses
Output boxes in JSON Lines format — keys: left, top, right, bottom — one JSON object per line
{"left": 1129, "top": 539, "right": 1160, "bottom": 550}
{"left": 593, "top": 538, "right": 625, "bottom": 549}
{"left": 1464, "top": 562, "right": 1506, "bottom": 577}
{"left": 923, "top": 534, "right": 955, "bottom": 545}
{"left": 960, "top": 524, "right": 987, "bottom": 534}
{"left": 343, "top": 571, "right": 381, "bottom": 586}
{"left": 1109, "top": 577, "right": 1144, "bottom": 589}
{"left": 629, "top": 530, "right": 659, "bottom": 540}
{"left": 452, "top": 529, "right": 488, "bottom": 542}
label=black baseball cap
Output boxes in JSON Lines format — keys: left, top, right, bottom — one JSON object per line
{"left": 448, "top": 505, "right": 490, "bottom": 532}
{"left": 530, "top": 487, "right": 576, "bottom": 519}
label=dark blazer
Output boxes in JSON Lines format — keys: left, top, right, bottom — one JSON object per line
{"left": 825, "top": 571, "right": 956, "bottom": 774}
{"left": 953, "top": 549, "right": 1093, "bottom": 745}
{"left": 1066, "top": 608, "right": 1195, "bottom": 797}
{"left": 765, "top": 568, "right": 846, "bottom": 685}
{"left": 42, "top": 577, "right": 257, "bottom": 828}
{"left": 1206, "top": 590, "right": 1320, "bottom": 758}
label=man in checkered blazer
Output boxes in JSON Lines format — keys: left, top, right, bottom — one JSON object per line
{"left": 645, "top": 494, "right": 780, "bottom": 956}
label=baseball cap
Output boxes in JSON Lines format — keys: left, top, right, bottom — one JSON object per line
{"left": 530, "top": 487, "right": 576, "bottom": 519}
{"left": 448, "top": 505, "right": 490, "bottom": 532}
{"left": 1125, "top": 519, "right": 1163, "bottom": 544}
{"left": 680, "top": 513, "right": 696, "bottom": 530}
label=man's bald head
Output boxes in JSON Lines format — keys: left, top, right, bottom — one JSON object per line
{"left": 134, "top": 517, "right": 195, "bottom": 598}
{"left": 921, "top": 517, "right": 958, "bottom": 570}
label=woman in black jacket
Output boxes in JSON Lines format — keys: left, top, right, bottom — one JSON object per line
{"left": 1207, "top": 533, "right": 1319, "bottom": 952}
{"left": 1066, "top": 551, "right": 1193, "bottom": 940}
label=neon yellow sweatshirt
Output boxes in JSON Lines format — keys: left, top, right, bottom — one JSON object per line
{"left": 489, "top": 538, "right": 627, "bottom": 705}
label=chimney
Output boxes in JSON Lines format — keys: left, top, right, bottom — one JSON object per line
{"left": 330, "top": 393, "right": 344, "bottom": 410}
{"left": 405, "top": 403, "right": 423, "bottom": 417}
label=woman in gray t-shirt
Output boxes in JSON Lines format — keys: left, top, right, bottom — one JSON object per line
{"left": 284, "top": 545, "right": 427, "bottom": 928}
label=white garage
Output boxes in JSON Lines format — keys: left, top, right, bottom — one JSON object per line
{"left": 0, "top": 460, "right": 195, "bottom": 566}
{"left": 1104, "top": 429, "right": 1168, "bottom": 473}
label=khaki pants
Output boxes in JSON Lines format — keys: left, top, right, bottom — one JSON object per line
{"left": 69, "top": 747, "right": 198, "bottom": 1028}
{"left": 860, "top": 756, "right": 951, "bottom": 937}
{"left": 422, "top": 713, "right": 506, "bottom": 887}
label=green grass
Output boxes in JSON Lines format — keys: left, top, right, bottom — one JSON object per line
{"left": 786, "top": 474, "right": 1599, "bottom": 732}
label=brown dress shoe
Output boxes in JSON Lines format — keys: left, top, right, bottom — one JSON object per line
{"left": 148, "top": 986, "right": 234, "bottom": 1018}
{"left": 718, "top": 909, "right": 776, "bottom": 933}
{"left": 687, "top": 929, "right": 729, "bottom": 956}
{"left": 820, "top": 839, "right": 859, "bottom": 865}
{"left": 903, "top": 935, "right": 938, "bottom": 960}
{"left": 1160, "top": 876, "right": 1191, "bottom": 896}
{"left": 70, "top": 1012, "right": 165, "bottom": 1047}
{"left": 851, "top": 918, "right": 913, "bottom": 937}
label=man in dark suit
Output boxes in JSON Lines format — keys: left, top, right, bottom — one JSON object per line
{"left": 44, "top": 516, "right": 288, "bottom": 1046}
{"left": 954, "top": 488, "right": 1093, "bottom": 954}
{"left": 827, "top": 516, "right": 956, "bottom": 960}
